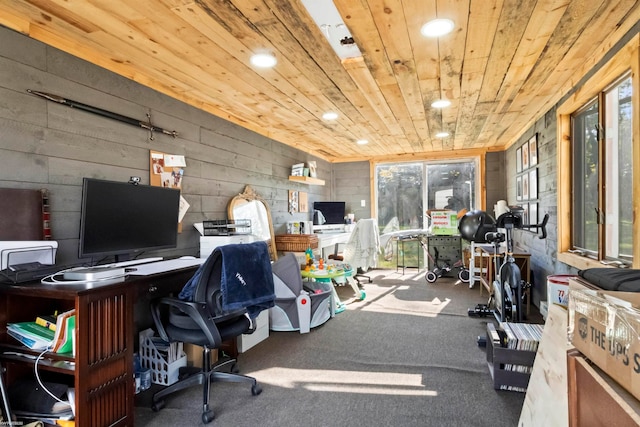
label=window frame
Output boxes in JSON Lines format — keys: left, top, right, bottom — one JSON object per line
{"left": 557, "top": 35, "right": 640, "bottom": 270}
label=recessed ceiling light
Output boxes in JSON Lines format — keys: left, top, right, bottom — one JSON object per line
{"left": 435, "top": 132, "right": 450, "bottom": 138}
{"left": 250, "top": 53, "right": 277, "bottom": 68}
{"left": 322, "top": 111, "right": 339, "bottom": 120}
{"left": 431, "top": 99, "right": 451, "bottom": 109}
{"left": 356, "top": 139, "right": 369, "bottom": 145}
{"left": 421, "top": 19, "right": 454, "bottom": 37}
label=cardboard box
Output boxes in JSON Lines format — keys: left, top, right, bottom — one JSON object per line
{"left": 568, "top": 279, "right": 640, "bottom": 402}
{"left": 184, "top": 342, "right": 218, "bottom": 368}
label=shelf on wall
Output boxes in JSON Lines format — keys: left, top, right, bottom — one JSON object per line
{"left": 288, "top": 176, "right": 325, "bottom": 185}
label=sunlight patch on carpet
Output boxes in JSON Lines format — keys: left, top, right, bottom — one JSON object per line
{"left": 251, "top": 367, "right": 438, "bottom": 396}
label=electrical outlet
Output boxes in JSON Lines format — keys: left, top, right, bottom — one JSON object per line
{"left": 361, "top": 199, "right": 366, "bottom": 207}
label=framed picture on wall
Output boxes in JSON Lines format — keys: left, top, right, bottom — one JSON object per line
{"left": 522, "top": 203, "right": 529, "bottom": 225}
{"left": 516, "top": 146, "right": 522, "bottom": 173}
{"left": 522, "top": 173, "right": 529, "bottom": 200}
{"left": 516, "top": 175, "right": 522, "bottom": 201}
{"left": 522, "top": 142, "right": 530, "bottom": 170}
{"left": 529, "top": 134, "right": 538, "bottom": 166}
{"left": 529, "top": 168, "right": 538, "bottom": 199}
{"left": 529, "top": 203, "right": 538, "bottom": 226}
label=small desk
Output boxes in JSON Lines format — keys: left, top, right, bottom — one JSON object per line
{"left": 315, "top": 232, "right": 351, "bottom": 259}
{"left": 396, "top": 236, "right": 422, "bottom": 274}
{"left": 0, "top": 265, "right": 198, "bottom": 426}
{"left": 476, "top": 246, "right": 531, "bottom": 316}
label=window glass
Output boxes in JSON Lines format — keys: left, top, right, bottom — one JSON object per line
{"left": 425, "top": 163, "right": 476, "bottom": 213}
{"left": 375, "top": 160, "right": 476, "bottom": 231}
{"left": 604, "top": 76, "right": 633, "bottom": 260}
{"left": 570, "top": 74, "right": 633, "bottom": 263}
{"left": 571, "top": 101, "right": 599, "bottom": 254}
{"left": 376, "top": 163, "right": 424, "bottom": 231}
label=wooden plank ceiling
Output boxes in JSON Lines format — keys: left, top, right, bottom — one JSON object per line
{"left": 1, "top": 0, "right": 639, "bottom": 162}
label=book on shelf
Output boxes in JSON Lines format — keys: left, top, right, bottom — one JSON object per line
{"left": 7, "top": 309, "right": 76, "bottom": 353}
{"left": 7, "top": 321, "right": 55, "bottom": 350}
{"left": 35, "top": 314, "right": 58, "bottom": 331}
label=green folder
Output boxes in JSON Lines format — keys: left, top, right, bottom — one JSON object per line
{"left": 56, "top": 315, "right": 76, "bottom": 354}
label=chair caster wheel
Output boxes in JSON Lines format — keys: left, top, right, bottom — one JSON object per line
{"left": 151, "top": 400, "right": 165, "bottom": 412}
{"left": 202, "top": 410, "right": 215, "bottom": 424}
{"left": 231, "top": 363, "right": 239, "bottom": 373}
{"left": 359, "top": 290, "right": 366, "bottom": 300}
{"left": 252, "top": 384, "right": 262, "bottom": 396}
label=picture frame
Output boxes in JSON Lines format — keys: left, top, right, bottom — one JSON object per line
{"left": 291, "top": 162, "right": 305, "bottom": 176}
{"left": 516, "top": 147, "right": 522, "bottom": 173}
{"left": 529, "top": 203, "right": 538, "bottom": 226}
{"left": 516, "top": 175, "right": 522, "bottom": 201}
{"left": 529, "top": 134, "right": 538, "bottom": 166}
{"left": 522, "top": 172, "right": 529, "bottom": 200}
{"left": 308, "top": 161, "right": 317, "bottom": 178}
{"left": 529, "top": 168, "right": 538, "bottom": 199}
{"left": 522, "top": 142, "right": 529, "bottom": 170}
{"left": 522, "top": 203, "right": 529, "bottom": 225}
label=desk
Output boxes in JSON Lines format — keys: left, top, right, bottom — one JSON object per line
{"left": 0, "top": 265, "right": 198, "bottom": 426}
{"left": 476, "top": 246, "right": 531, "bottom": 316}
{"left": 315, "top": 232, "right": 351, "bottom": 259}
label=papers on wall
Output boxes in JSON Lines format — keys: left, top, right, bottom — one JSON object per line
{"left": 179, "top": 195, "right": 190, "bottom": 222}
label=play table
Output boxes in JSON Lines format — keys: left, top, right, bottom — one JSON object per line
{"left": 301, "top": 265, "right": 365, "bottom": 313}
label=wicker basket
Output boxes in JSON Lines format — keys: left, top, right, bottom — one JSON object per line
{"left": 275, "top": 234, "right": 319, "bottom": 252}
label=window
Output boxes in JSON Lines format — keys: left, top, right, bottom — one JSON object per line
{"left": 571, "top": 76, "right": 633, "bottom": 262}
{"left": 558, "top": 36, "right": 639, "bottom": 269}
{"left": 374, "top": 159, "right": 480, "bottom": 269}
{"left": 375, "top": 159, "right": 478, "bottom": 232}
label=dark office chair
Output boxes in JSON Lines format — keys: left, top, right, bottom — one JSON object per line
{"left": 150, "top": 241, "right": 275, "bottom": 424}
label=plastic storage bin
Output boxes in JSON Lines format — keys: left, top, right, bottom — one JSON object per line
{"left": 139, "top": 335, "right": 187, "bottom": 386}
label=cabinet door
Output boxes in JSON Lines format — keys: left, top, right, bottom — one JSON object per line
{"left": 76, "top": 286, "right": 134, "bottom": 426}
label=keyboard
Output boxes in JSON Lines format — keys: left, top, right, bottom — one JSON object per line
{"left": 127, "top": 258, "right": 204, "bottom": 276}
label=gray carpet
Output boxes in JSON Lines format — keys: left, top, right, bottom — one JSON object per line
{"left": 135, "top": 269, "right": 533, "bottom": 426}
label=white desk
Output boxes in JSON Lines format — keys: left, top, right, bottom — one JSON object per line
{"left": 316, "top": 232, "right": 352, "bottom": 259}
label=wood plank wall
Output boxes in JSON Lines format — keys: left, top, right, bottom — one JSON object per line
{"left": 0, "top": 25, "right": 332, "bottom": 266}
{"left": 506, "top": 107, "right": 576, "bottom": 308}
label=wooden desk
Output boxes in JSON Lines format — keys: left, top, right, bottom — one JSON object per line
{"left": 476, "top": 246, "right": 531, "bottom": 315}
{"left": 316, "top": 232, "right": 351, "bottom": 259}
{"left": 0, "top": 266, "right": 197, "bottom": 426}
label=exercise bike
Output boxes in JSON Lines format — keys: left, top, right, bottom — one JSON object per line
{"left": 463, "top": 210, "right": 548, "bottom": 323}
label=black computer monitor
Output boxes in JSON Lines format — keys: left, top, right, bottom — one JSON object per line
{"left": 313, "top": 201, "right": 346, "bottom": 225}
{"left": 78, "top": 178, "right": 181, "bottom": 262}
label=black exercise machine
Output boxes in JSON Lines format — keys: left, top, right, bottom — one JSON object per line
{"left": 459, "top": 208, "right": 548, "bottom": 323}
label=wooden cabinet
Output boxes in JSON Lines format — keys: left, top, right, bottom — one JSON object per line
{"left": 0, "top": 266, "right": 197, "bottom": 426}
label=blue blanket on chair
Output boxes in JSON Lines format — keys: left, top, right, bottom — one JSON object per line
{"left": 179, "top": 241, "right": 275, "bottom": 319}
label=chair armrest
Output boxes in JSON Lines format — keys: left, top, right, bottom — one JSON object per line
{"left": 150, "top": 297, "right": 223, "bottom": 347}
